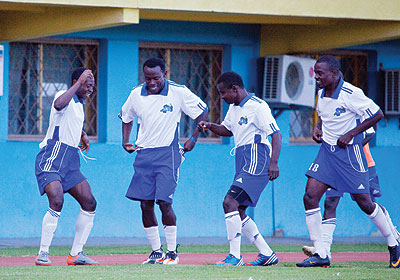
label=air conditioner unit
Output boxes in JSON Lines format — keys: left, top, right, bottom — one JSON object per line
{"left": 384, "top": 69, "right": 400, "bottom": 115}
{"left": 262, "top": 55, "right": 316, "bottom": 108}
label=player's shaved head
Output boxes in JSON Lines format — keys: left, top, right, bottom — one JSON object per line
{"left": 217, "top": 71, "right": 244, "bottom": 89}
{"left": 316, "top": 55, "right": 341, "bottom": 72}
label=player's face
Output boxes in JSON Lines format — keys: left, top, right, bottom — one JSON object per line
{"left": 77, "top": 77, "right": 94, "bottom": 99}
{"left": 217, "top": 82, "right": 237, "bottom": 104}
{"left": 144, "top": 66, "right": 166, "bottom": 94}
{"left": 314, "top": 62, "right": 337, "bottom": 89}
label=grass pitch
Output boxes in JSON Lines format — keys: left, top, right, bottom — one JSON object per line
{"left": 0, "top": 244, "right": 396, "bottom": 280}
{"left": 0, "top": 262, "right": 396, "bottom": 280}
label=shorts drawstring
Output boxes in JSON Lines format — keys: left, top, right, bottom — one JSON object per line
{"left": 79, "top": 149, "right": 97, "bottom": 163}
{"left": 230, "top": 146, "right": 237, "bottom": 156}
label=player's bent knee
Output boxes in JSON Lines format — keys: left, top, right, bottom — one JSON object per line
{"left": 158, "top": 201, "right": 172, "bottom": 212}
{"left": 303, "top": 193, "right": 319, "bottom": 209}
{"left": 222, "top": 199, "right": 236, "bottom": 213}
{"left": 77, "top": 194, "right": 97, "bottom": 212}
{"left": 84, "top": 198, "right": 97, "bottom": 212}
{"left": 358, "top": 201, "right": 375, "bottom": 215}
{"left": 140, "top": 203, "right": 155, "bottom": 214}
{"left": 49, "top": 197, "right": 64, "bottom": 212}
{"left": 354, "top": 194, "right": 375, "bottom": 214}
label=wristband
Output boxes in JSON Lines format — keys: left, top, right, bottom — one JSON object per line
{"left": 190, "top": 136, "right": 197, "bottom": 143}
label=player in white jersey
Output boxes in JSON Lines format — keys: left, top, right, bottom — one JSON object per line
{"left": 297, "top": 55, "right": 400, "bottom": 268}
{"left": 34, "top": 68, "right": 99, "bottom": 266}
{"left": 198, "top": 71, "right": 282, "bottom": 266}
{"left": 302, "top": 126, "right": 400, "bottom": 261}
{"left": 119, "top": 58, "right": 208, "bottom": 265}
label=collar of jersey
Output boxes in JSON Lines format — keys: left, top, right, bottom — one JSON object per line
{"left": 141, "top": 79, "right": 169, "bottom": 96}
{"left": 321, "top": 78, "right": 344, "bottom": 99}
{"left": 237, "top": 92, "right": 254, "bottom": 107}
{"left": 73, "top": 94, "right": 84, "bottom": 104}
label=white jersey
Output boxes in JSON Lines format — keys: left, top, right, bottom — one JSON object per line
{"left": 221, "top": 94, "right": 279, "bottom": 153}
{"left": 39, "top": 90, "right": 84, "bottom": 148}
{"left": 317, "top": 78, "right": 380, "bottom": 146}
{"left": 365, "top": 123, "right": 375, "bottom": 136}
{"left": 119, "top": 79, "right": 207, "bottom": 149}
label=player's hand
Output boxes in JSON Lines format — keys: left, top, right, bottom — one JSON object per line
{"left": 197, "top": 121, "right": 210, "bottom": 132}
{"left": 268, "top": 161, "right": 279, "bottom": 181}
{"left": 78, "top": 69, "right": 94, "bottom": 85}
{"left": 183, "top": 139, "right": 195, "bottom": 153}
{"left": 123, "top": 143, "right": 139, "bottom": 153}
{"left": 337, "top": 133, "right": 353, "bottom": 148}
{"left": 312, "top": 127, "right": 322, "bottom": 144}
{"left": 79, "top": 131, "right": 90, "bottom": 153}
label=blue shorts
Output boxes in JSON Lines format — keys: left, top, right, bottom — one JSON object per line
{"left": 231, "top": 143, "right": 270, "bottom": 207}
{"left": 126, "top": 145, "right": 183, "bottom": 204}
{"left": 325, "top": 165, "right": 381, "bottom": 199}
{"left": 306, "top": 140, "right": 369, "bottom": 194}
{"left": 35, "top": 140, "right": 86, "bottom": 196}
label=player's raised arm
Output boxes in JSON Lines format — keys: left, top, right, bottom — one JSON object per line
{"left": 54, "top": 69, "right": 93, "bottom": 111}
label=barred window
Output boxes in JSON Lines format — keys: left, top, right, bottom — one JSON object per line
{"left": 289, "top": 109, "right": 315, "bottom": 144}
{"left": 139, "top": 42, "right": 223, "bottom": 143}
{"left": 8, "top": 38, "right": 99, "bottom": 141}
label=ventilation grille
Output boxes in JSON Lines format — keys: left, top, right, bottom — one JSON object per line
{"left": 264, "top": 57, "right": 280, "bottom": 99}
{"left": 385, "top": 70, "right": 400, "bottom": 115}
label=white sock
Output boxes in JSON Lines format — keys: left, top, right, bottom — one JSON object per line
{"left": 70, "top": 209, "right": 95, "bottom": 256}
{"left": 380, "top": 205, "right": 400, "bottom": 242}
{"left": 144, "top": 226, "right": 161, "bottom": 251}
{"left": 225, "top": 211, "right": 241, "bottom": 259}
{"left": 39, "top": 208, "right": 60, "bottom": 253}
{"left": 305, "top": 208, "right": 326, "bottom": 258}
{"left": 368, "top": 203, "right": 398, "bottom": 247}
{"left": 321, "top": 218, "right": 336, "bottom": 259}
{"left": 164, "top": 225, "right": 177, "bottom": 252}
{"left": 242, "top": 216, "right": 273, "bottom": 256}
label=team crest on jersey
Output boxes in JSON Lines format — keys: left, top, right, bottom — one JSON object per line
{"left": 238, "top": 116, "right": 248, "bottom": 125}
{"left": 160, "top": 103, "right": 173, "bottom": 113}
{"left": 334, "top": 106, "right": 346, "bottom": 116}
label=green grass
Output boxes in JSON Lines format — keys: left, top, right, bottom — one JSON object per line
{"left": 0, "top": 244, "right": 395, "bottom": 280}
{"left": 0, "top": 243, "right": 388, "bottom": 257}
{"left": 0, "top": 262, "right": 397, "bottom": 280}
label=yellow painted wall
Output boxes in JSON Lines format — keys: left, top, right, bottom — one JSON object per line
{"left": 260, "top": 20, "right": 400, "bottom": 55}
{"left": 3, "top": 0, "right": 400, "bottom": 21}
{"left": 0, "top": 7, "right": 139, "bottom": 42}
{"left": 2, "top": 0, "right": 400, "bottom": 53}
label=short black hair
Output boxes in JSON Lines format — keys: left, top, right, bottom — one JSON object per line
{"left": 143, "top": 57, "right": 166, "bottom": 72}
{"left": 71, "top": 67, "right": 88, "bottom": 85}
{"left": 217, "top": 71, "right": 244, "bottom": 89}
{"left": 316, "top": 55, "right": 341, "bottom": 71}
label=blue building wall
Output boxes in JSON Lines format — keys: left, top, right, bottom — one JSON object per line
{"left": 347, "top": 40, "right": 400, "bottom": 147}
{"left": 0, "top": 43, "right": 8, "bottom": 142}
{"left": 0, "top": 21, "right": 399, "bottom": 240}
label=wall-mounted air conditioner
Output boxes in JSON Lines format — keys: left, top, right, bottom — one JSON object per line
{"left": 262, "top": 55, "right": 316, "bottom": 108}
{"left": 385, "top": 69, "right": 400, "bottom": 115}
